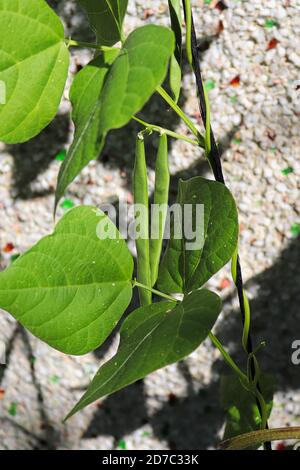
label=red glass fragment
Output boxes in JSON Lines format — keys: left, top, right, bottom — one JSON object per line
{"left": 3, "top": 243, "right": 14, "bottom": 253}
{"left": 230, "top": 75, "right": 240, "bottom": 87}
{"left": 267, "top": 38, "right": 279, "bottom": 50}
{"left": 219, "top": 278, "right": 231, "bottom": 290}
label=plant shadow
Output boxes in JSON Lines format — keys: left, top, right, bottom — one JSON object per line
{"left": 6, "top": 114, "right": 70, "bottom": 199}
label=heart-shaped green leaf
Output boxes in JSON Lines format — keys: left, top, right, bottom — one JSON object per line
{"left": 157, "top": 177, "right": 238, "bottom": 293}
{"left": 78, "top": 0, "right": 128, "bottom": 46}
{"left": 97, "top": 25, "right": 174, "bottom": 140}
{"left": 0, "top": 206, "right": 133, "bottom": 355}
{"left": 0, "top": 0, "right": 69, "bottom": 143}
{"left": 56, "top": 25, "right": 174, "bottom": 207}
{"left": 221, "top": 374, "right": 274, "bottom": 447}
{"left": 66, "top": 288, "right": 221, "bottom": 418}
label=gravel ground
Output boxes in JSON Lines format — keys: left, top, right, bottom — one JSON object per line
{"left": 0, "top": 0, "right": 299, "bottom": 450}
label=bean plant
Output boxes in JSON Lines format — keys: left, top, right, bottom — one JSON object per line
{"left": 0, "top": 0, "right": 299, "bottom": 450}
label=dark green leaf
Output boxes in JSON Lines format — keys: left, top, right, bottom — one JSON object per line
{"left": 56, "top": 25, "right": 174, "bottom": 207}
{"left": 0, "top": 206, "right": 133, "bottom": 355}
{"left": 157, "top": 177, "right": 238, "bottom": 293}
{"left": 78, "top": 0, "right": 128, "bottom": 46}
{"left": 66, "top": 288, "right": 222, "bottom": 418}
{"left": 221, "top": 374, "right": 274, "bottom": 447}
{"left": 96, "top": 25, "right": 174, "bottom": 133}
{"left": 0, "top": 0, "right": 69, "bottom": 143}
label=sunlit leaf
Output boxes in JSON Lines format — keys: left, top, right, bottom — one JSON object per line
{"left": 0, "top": 206, "right": 133, "bottom": 355}
{"left": 66, "top": 288, "right": 221, "bottom": 417}
{"left": 0, "top": 0, "right": 69, "bottom": 143}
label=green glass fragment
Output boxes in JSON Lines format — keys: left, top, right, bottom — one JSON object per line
{"left": 50, "top": 375, "right": 60, "bottom": 384}
{"left": 205, "top": 79, "right": 216, "bottom": 91}
{"left": 265, "top": 19, "right": 278, "bottom": 28}
{"left": 281, "top": 167, "right": 294, "bottom": 176}
{"left": 55, "top": 150, "right": 66, "bottom": 162}
{"left": 8, "top": 402, "right": 18, "bottom": 416}
{"left": 230, "top": 96, "right": 238, "bottom": 104}
{"left": 290, "top": 223, "right": 300, "bottom": 237}
{"left": 232, "top": 138, "right": 242, "bottom": 145}
{"left": 60, "top": 199, "right": 75, "bottom": 210}
{"left": 117, "top": 439, "right": 127, "bottom": 450}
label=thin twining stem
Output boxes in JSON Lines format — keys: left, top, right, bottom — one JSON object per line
{"left": 66, "top": 38, "right": 117, "bottom": 52}
{"left": 132, "top": 116, "right": 201, "bottom": 146}
{"left": 209, "top": 332, "right": 248, "bottom": 384}
{"left": 132, "top": 280, "right": 177, "bottom": 303}
{"left": 156, "top": 86, "right": 204, "bottom": 146}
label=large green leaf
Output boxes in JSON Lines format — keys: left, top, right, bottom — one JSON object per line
{"left": 157, "top": 177, "right": 238, "bottom": 294}
{"left": 168, "top": 0, "right": 182, "bottom": 102}
{"left": 66, "top": 289, "right": 222, "bottom": 418}
{"left": 0, "top": 0, "right": 69, "bottom": 143}
{"left": 56, "top": 25, "right": 174, "bottom": 207}
{"left": 221, "top": 374, "right": 274, "bottom": 448}
{"left": 94, "top": 25, "right": 174, "bottom": 135}
{"left": 78, "top": 0, "right": 128, "bottom": 46}
{"left": 0, "top": 206, "right": 133, "bottom": 355}
{"left": 55, "top": 50, "right": 119, "bottom": 207}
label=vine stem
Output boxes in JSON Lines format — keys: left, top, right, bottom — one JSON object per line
{"left": 132, "top": 280, "right": 177, "bottom": 303}
{"left": 209, "top": 332, "right": 248, "bottom": 384}
{"left": 156, "top": 86, "right": 204, "bottom": 146}
{"left": 66, "top": 38, "right": 117, "bottom": 52}
{"left": 132, "top": 116, "right": 200, "bottom": 146}
{"left": 183, "top": 1, "right": 272, "bottom": 449}
{"left": 219, "top": 427, "right": 300, "bottom": 450}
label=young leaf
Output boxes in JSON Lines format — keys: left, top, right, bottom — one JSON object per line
{"left": 95, "top": 25, "right": 174, "bottom": 135}
{"left": 66, "top": 288, "right": 222, "bottom": 418}
{"left": 221, "top": 374, "right": 274, "bottom": 447}
{"left": 78, "top": 0, "right": 128, "bottom": 46}
{"left": 0, "top": 206, "right": 133, "bottom": 355}
{"left": 55, "top": 50, "right": 119, "bottom": 208}
{"left": 157, "top": 177, "right": 238, "bottom": 293}
{"left": 0, "top": 0, "right": 69, "bottom": 144}
{"left": 168, "top": 0, "right": 182, "bottom": 102}
{"left": 56, "top": 25, "right": 174, "bottom": 207}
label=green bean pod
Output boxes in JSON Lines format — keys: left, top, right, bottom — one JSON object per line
{"left": 133, "top": 134, "right": 152, "bottom": 305}
{"left": 150, "top": 133, "right": 170, "bottom": 286}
